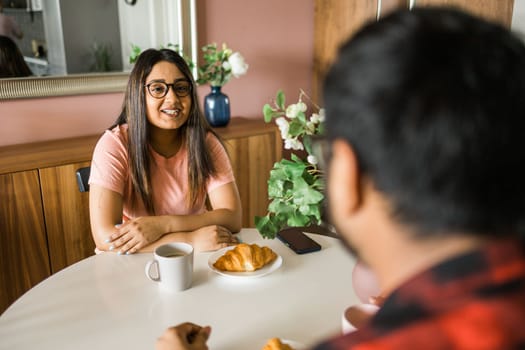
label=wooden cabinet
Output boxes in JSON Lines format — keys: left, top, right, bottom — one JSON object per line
{"left": 225, "top": 129, "right": 281, "bottom": 228}
{"left": 40, "top": 161, "right": 93, "bottom": 273}
{"left": 0, "top": 117, "right": 280, "bottom": 314}
{"left": 0, "top": 171, "right": 51, "bottom": 314}
{"left": 313, "top": 0, "right": 514, "bottom": 102}
{"left": 313, "top": 0, "right": 379, "bottom": 102}
{"left": 414, "top": 0, "right": 514, "bottom": 27}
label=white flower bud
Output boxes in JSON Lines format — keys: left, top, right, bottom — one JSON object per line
{"left": 276, "top": 117, "right": 290, "bottom": 139}
{"left": 306, "top": 121, "right": 316, "bottom": 135}
{"left": 275, "top": 117, "right": 288, "bottom": 127}
{"left": 319, "top": 108, "right": 326, "bottom": 122}
{"left": 286, "top": 104, "right": 299, "bottom": 119}
{"left": 228, "top": 52, "right": 249, "bottom": 77}
{"left": 307, "top": 154, "right": 318, "bottom": 165}
{"left": 285, "top": 138, "right": 303, "bottom": 150}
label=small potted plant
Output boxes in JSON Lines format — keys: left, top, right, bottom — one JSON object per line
{"left": 196, "top": 43, "right": 249, "bottom": 127}
{"left": 255, "top": 89, "right": 326, "bottom": 239}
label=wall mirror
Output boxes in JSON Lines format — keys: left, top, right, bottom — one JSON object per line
{"left": 0, "top": 0, "right": 197, "bottom": 100}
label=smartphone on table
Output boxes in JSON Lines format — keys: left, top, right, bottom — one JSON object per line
{"left": 277, "top": 227, "right": 322, "bottom": 254}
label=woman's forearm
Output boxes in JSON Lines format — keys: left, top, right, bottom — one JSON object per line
{"left": 138, "top": 231, "right": 192, "bottom": 252}
{"left": 137, "top": 223, "right": 240, "bottom": 253}
{"left": 161, "top": 208, "right": 242, "bottom": 234}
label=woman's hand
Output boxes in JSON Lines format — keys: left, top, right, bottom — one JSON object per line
{"left": 189, "top": 225, "right": 239, "bottom": 252}
{"left": 107, "top": 216, "right": 166, "bottom": 254}
{"left": 156, "top": 323, "right": 211, "bottom": 350}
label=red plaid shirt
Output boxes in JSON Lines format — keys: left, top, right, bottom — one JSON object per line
{"left": 313, "top": 239, "right": 525, "bottom": 350}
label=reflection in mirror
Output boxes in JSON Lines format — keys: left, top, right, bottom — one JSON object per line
{"left": 0, "top": 0, "right": 197, "bottom": 99}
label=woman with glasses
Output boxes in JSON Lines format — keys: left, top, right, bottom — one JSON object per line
{"left": 88, "top": 49, "right": 242, "bottom": 255}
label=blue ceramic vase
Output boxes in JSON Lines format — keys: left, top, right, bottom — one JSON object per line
{"left": 204, "top": 86, "right": 231, "bottom": 127}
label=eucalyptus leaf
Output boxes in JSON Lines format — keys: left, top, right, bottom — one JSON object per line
{"left": 297, "top": 111, "right": 306, "bottom": 123}
{"left": 288, "top": 120, "right": 304, "bottom": 137}
{"left": 276, "top": 90, "right": 285, "bottom": 110}
{"left": 303, "top": 135, "right": 313, "bottom": 155}
{"left": 268, "top": 178, "right": 285, "bottom": 197}
{"left": 255, "top": 216, "right": 276, "bottom": 238}
{"left": 268, "top": 200, "right": 295, "bottom": 215}
{"left": 282, "top": 162, "right": 306, "bottom": 179}
{"left": 263, "top": 104, "right": 274, "bottom": 122}
{"left": 257, "top": 89, "right": 327, "bottom": 239}
{"left": 317, "top": 123, "right": 325, "bottom": 134}
{"left": 290, "top": 153, "right": 304, "bottom": 163}
{"left": 287, "top": 211, "right": 310, "bottom": 227}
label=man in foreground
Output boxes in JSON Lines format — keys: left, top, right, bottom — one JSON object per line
{"left": 157, "top": 7, "right": 525, "bottom": 350}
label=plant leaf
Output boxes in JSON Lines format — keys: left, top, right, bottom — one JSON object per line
{"left": 263, "top": 104, "right": 274, "bottom": 123}
{"left": 268, "top": 199, "right": 295, "bottom": 215}
{"left": 297, "top": 111, "right": 306, "bottom": 123}
{"left": 255, "top": 216, "right": 274, "bottom": 238}
{"left": 276, "top": 89, "right": 285, "bottom": 110}
{"left": 303, "top": 135, "right": 313, "bottom": 155}
{"left": 255, "top": 215, "right": 285, "bottom": 239}
{"left": 287, "top": 211, "right": 310, "bottom": 227}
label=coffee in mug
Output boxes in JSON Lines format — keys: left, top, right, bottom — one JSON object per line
{"left": 145, "top": 242, "right": 194, "bottom": 292}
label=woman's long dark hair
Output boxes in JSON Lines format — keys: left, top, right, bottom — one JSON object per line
{"left": 0, "top": 35, "right": 32, "bottom": 78}
{"left": 112, "top": 49, "right": 219, "bottom": 214}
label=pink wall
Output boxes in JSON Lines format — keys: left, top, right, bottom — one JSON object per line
{"left": 0, "top": 0, "right": 313, "bottom": 147}
{"left": 196, "top": 0, "right": 314, "bottom": 118}
{"left": 0, "top": 93, "right": 124, "bottom": 146}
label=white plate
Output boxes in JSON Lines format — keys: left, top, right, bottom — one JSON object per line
{"left": 208, "top": 246, "right": 282, "bottom": 279}
{"left": 283, "top": 339, "right": 305, "bottom": 350}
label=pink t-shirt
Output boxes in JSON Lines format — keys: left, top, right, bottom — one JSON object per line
{"left": 89, "top": 124, "right": 235, "bottom": 220}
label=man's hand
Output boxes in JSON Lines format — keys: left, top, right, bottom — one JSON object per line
{"left": 156, "top": 323, "right": 211, "bottom": 350}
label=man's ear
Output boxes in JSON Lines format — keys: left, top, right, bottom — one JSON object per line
{"left": 328, "top": 139, "right": 363, "bottom": 216}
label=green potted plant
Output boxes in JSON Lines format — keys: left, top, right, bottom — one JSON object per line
{"left": 255, "top": 89, "right": 326, "bottom": 239}
{"left": 196, "top": 43, "right": 249, "bottom": 127}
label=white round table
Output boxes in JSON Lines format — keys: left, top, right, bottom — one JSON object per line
{"left": 0, "top": 229, "right": 358, "bottom": 350}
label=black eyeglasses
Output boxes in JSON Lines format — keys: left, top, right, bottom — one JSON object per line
{"left": 144, "top": 80, "right": 192, "bottom": 99}
{"left": 311, "top": 136, "right": 332, "bottom": 170}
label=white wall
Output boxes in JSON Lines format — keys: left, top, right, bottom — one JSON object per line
{"left": 118, "top": 0, "right": 181, "bottom": 71}
{"left": 42, "top": 0, "right": 66, "bottom": 75}
{"left": 42, "top": 0, "right": 122, "bottom": 74}
{"left": 60, "top": 0, "right": 122, "bottom": 73}
{"left": 512, "top": 0, "right": 525, "bottom": 40}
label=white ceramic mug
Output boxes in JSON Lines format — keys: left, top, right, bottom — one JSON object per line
{"left": 145, "top": 242, "right": 194, "bottom": 292}
{"left": 352, "top": 260, "right": 381, "bottom": 303}
{"left": 341, "top": 303, "right": 380, "bottom": 334}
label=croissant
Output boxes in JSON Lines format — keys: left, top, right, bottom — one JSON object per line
{"left": 262, "top": 338, "right": 294, "bottom": 350}
{"left": 213, "top": 243, "right": 277, "bottom": 272}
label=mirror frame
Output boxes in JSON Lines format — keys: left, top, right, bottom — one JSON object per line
{"left": 0, "top": 0, "right": 197, "bottom": 100}
{"left": 0, "top": 73, "right": 129, "bottom": 99}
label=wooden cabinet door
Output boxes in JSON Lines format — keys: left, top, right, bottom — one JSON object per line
{"left": 0, "top": 170, "right": 51, "bottom": 314}
{"left": 314, "top": 0, "right": 379, "bottom": 102}
{"left": 39, "top": 161, "right": 95, "bottom": 274}
{"left": 415, "top": 0, "right": 514, "bottom": 28}
{"left": 224, "top": 130, "right": 282, "bottom": 228}
{"left": 313, "top": 0, "right": 408, "bottom": 102}
{"left": 313, "top": 0, "right": 514, "bottom": 102}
